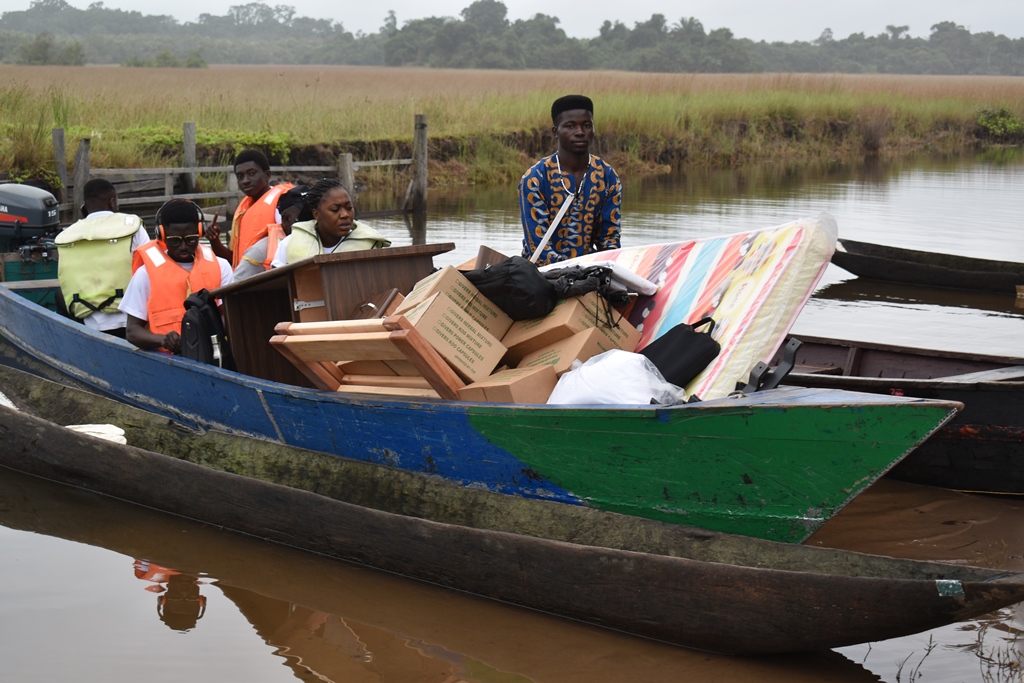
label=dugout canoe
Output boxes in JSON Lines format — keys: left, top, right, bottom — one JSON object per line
{"left": 830, "top": 239, "right": 1024, "bottom": 296}
{"left": 777, "top": 334, "right": 1024, "bottom": 495}
{"left": 0, "top": 365, "right": 1019, "bottom": 656}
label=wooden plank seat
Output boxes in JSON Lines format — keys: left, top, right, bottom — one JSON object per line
{"left": 793, "top": 364, "right": 844, "bottom": 376}
{"left": 270, "top": 315, "right": 465, "bottom": 400}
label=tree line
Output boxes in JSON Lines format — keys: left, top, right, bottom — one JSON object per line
{"left": 2, "top": 0, "right": 1023, "bottom": 75}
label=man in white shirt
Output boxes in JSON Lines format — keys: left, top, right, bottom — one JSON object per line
{"left": 118, "top": 199, "right": 233, "bottom": 353}
{"left": 55, "top": 178, "right": 150, "bottom": 338}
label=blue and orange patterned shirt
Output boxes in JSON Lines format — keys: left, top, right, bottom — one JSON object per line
{"left": 519, "top": 154, "right": 622, "bottom": 266}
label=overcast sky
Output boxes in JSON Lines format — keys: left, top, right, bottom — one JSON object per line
{"left": 13, "top": 0, "right": 1023, "bottom": 42}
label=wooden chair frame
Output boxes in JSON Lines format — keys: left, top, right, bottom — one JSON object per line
{"left": 270, "top": 315, "right": 465, "bottom": 400}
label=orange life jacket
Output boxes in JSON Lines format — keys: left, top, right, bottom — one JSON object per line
{"left": 231, "top": 183, "right": 294, "bottom": 267}
{"left": 263, "top": 223, "right": 286, "bottom": 271}
{"left": 138, "top": 243, "right": 223, "bottom": 337}
{"left": 131, "top": 239, "right": 157, "bottom": 274}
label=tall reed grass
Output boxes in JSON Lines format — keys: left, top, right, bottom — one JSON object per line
{"left": 2, "top": 66, "right": 1022, "bottom": 185}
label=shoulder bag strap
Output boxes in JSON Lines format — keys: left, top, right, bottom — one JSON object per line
{"left": 529, "top": 192, "right": 575, "bottom": 264}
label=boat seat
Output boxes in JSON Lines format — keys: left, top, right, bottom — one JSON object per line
{"left": 793, "top": 364, "right": 844, "bottom": 375}
{"left": 270, "top": 315, "right": 465, "bottom": 399}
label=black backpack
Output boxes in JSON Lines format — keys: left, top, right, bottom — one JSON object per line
{"left": 179, "top": 289, "right": 234, "bottom": 370}
{"left": 462, "top": 256, "right": 558, "bottom": 321}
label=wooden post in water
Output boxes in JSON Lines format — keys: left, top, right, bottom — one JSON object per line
{"left": 182, "top": 122, "right": 197, "bottom": 194}
{"left": 51, "top": 128, "right": 67, "bottom": 206}
{"left": 403, "top": 114, "right": 428, "bottom": 212}
{"left": 71, "top": 138, "right": 91, "bottom": 219}
{"left": 338, "top": 153, "right": 355, "bottom": 195}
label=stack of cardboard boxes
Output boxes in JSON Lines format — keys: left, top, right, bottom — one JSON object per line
{"left": 273, "top": 265, "right": 642, "bottom": 403}
{"left": 393, "top": 266, "right": 641, "bottom": 404}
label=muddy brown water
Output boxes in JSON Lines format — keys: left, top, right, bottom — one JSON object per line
{"left": 1, "top": 151, "right": 1023, "bottom": 682}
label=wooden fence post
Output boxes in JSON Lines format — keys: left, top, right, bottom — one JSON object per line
{"left": 225, "top": 168, "right": 239, "bottom": 216}
{"left": 51, "top": 128, "right": 67, "bottom": 205}
{"left": 182, "top": 122, "right": 197, "bottom": 194}
{"left": 338, "top": 153, "right": 355, "bottom": 195}
{"left": 403, "top": 114, "right": 428, "bottom": 212}
{"left": 71, "top": 138, "right": 91, "bottom": 218}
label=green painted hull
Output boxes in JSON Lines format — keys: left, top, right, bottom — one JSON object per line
{"left": 469, "top": 400, "right": 958, "bottom": 541}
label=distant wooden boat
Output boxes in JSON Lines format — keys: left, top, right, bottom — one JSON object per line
{"left": 779, "top": 334, "right": 1024, "bottom": 494}
{"left": 831, "top": 239, "right": 1024, "bottom": 296}
{"left": 1, "top": 365, "right": 1021, "bottom": 656}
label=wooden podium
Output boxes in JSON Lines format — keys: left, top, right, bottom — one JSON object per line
{"left": 213, "top": 243, "right": 454, "bottom": 385}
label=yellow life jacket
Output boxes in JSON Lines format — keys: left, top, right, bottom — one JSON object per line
{"left": 284, "top": 220, "right": 391, "bottom": 265}
{"left": 55, "top": 213, "right": 143, "bottom": 319}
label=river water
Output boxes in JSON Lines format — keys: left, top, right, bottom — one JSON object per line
{"left": 2, "top": 151, "right": 1023, "bottom": 682}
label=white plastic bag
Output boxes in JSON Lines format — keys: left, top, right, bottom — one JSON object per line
{"left": 65, "top": 424, "right": 128, "bottom": 444}
{"left": 546, "top": 350, "right": 688, "bottom": 406}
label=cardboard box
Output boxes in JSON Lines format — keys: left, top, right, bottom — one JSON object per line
{"left": 395, "top": 266, "right": 512, "bottom": 338}
{"left": 457, "top": 365, "right": 558, "bottom": 404}
{"left": 502, "top": 291, "right": 624, "bottom": 364}
{"left": 518, "top": 323, "right": 642, "bottom": 376}
{"left": 402, "top": 293, "right": 507, "bottom": 383}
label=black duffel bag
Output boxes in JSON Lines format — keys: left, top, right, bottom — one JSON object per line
{"left": 639, "top": 317, "right": 720, "bottom": 388}
{"left": 462, "top": 256, "right": 558, "bottom": 321}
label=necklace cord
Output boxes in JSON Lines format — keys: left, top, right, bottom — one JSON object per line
{"left": 556, "top": 153, "right": 590, "bottom": 197}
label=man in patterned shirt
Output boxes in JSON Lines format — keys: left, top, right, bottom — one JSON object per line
{"left": 519, "top": 94, "right": 622, "bottom": 266}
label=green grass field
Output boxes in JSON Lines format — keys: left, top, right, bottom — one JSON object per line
{"left": 2, "top": 65, "right": 1022, "bottom": 187}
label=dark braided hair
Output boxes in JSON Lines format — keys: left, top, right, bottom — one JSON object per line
{"left": 302, "top": 178, "right": 349, "bottom": 214}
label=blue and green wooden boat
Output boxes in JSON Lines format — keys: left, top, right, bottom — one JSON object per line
{"left": 0, "top": 213, "right": 964, "bottom": 543}
{"left": 0, "top": 279, "right": 959, "bottom": 543}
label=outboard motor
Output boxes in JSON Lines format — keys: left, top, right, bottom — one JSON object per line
{"left": 0, "top": 183, "right": 61, "bottom": 308}
{"left": 0, "top": 183, "right": 60, "bottom": 245}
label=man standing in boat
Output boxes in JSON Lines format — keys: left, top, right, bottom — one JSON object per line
{"left": 118, "top": 199, "right": 233, "bottom": 353}
{"left": 519, "top": 95, "right": 622, "bottom": 266}
{"left": 54, "top": 178, "right": 150, "bottom": 338}
{"left": 209, "top": 149, "right": 293, "bottom": 268}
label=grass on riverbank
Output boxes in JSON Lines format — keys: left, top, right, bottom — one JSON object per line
{"left": 2, "top": 66, "right": 1023, "bottom": 189}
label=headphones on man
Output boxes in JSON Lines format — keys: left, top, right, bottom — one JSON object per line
{"left": 155, "top": 198, "right": 206, "bottom": 242}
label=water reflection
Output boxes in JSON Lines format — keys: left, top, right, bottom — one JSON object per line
{"left": 218, "top": 586, "right": 472, "bottom": 682}
{"left": 0, "top": 468, "right": 887, "bottom": 683}
{"left": 813, "top": 278, "right": 1024, "bottom": 317}
{"left": 133, "top": 560, "right": 208, "bottom": 632}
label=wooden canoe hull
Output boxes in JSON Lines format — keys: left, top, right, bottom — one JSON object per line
{"left": 780, "top": 335, "right": 1024, "bottom": 494}
{"left": 1, "top": 367, "right": 1022, "bottom": 656}
{"left": 831, "top": 239, "right": 1024, "bottom": 295}
{"left": 0, "top": 285, "right": 961, "bottom": 543}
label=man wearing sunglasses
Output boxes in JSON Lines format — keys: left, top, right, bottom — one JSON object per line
{"left": 118, "top": 199, "right": 233, "bottom": 353}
